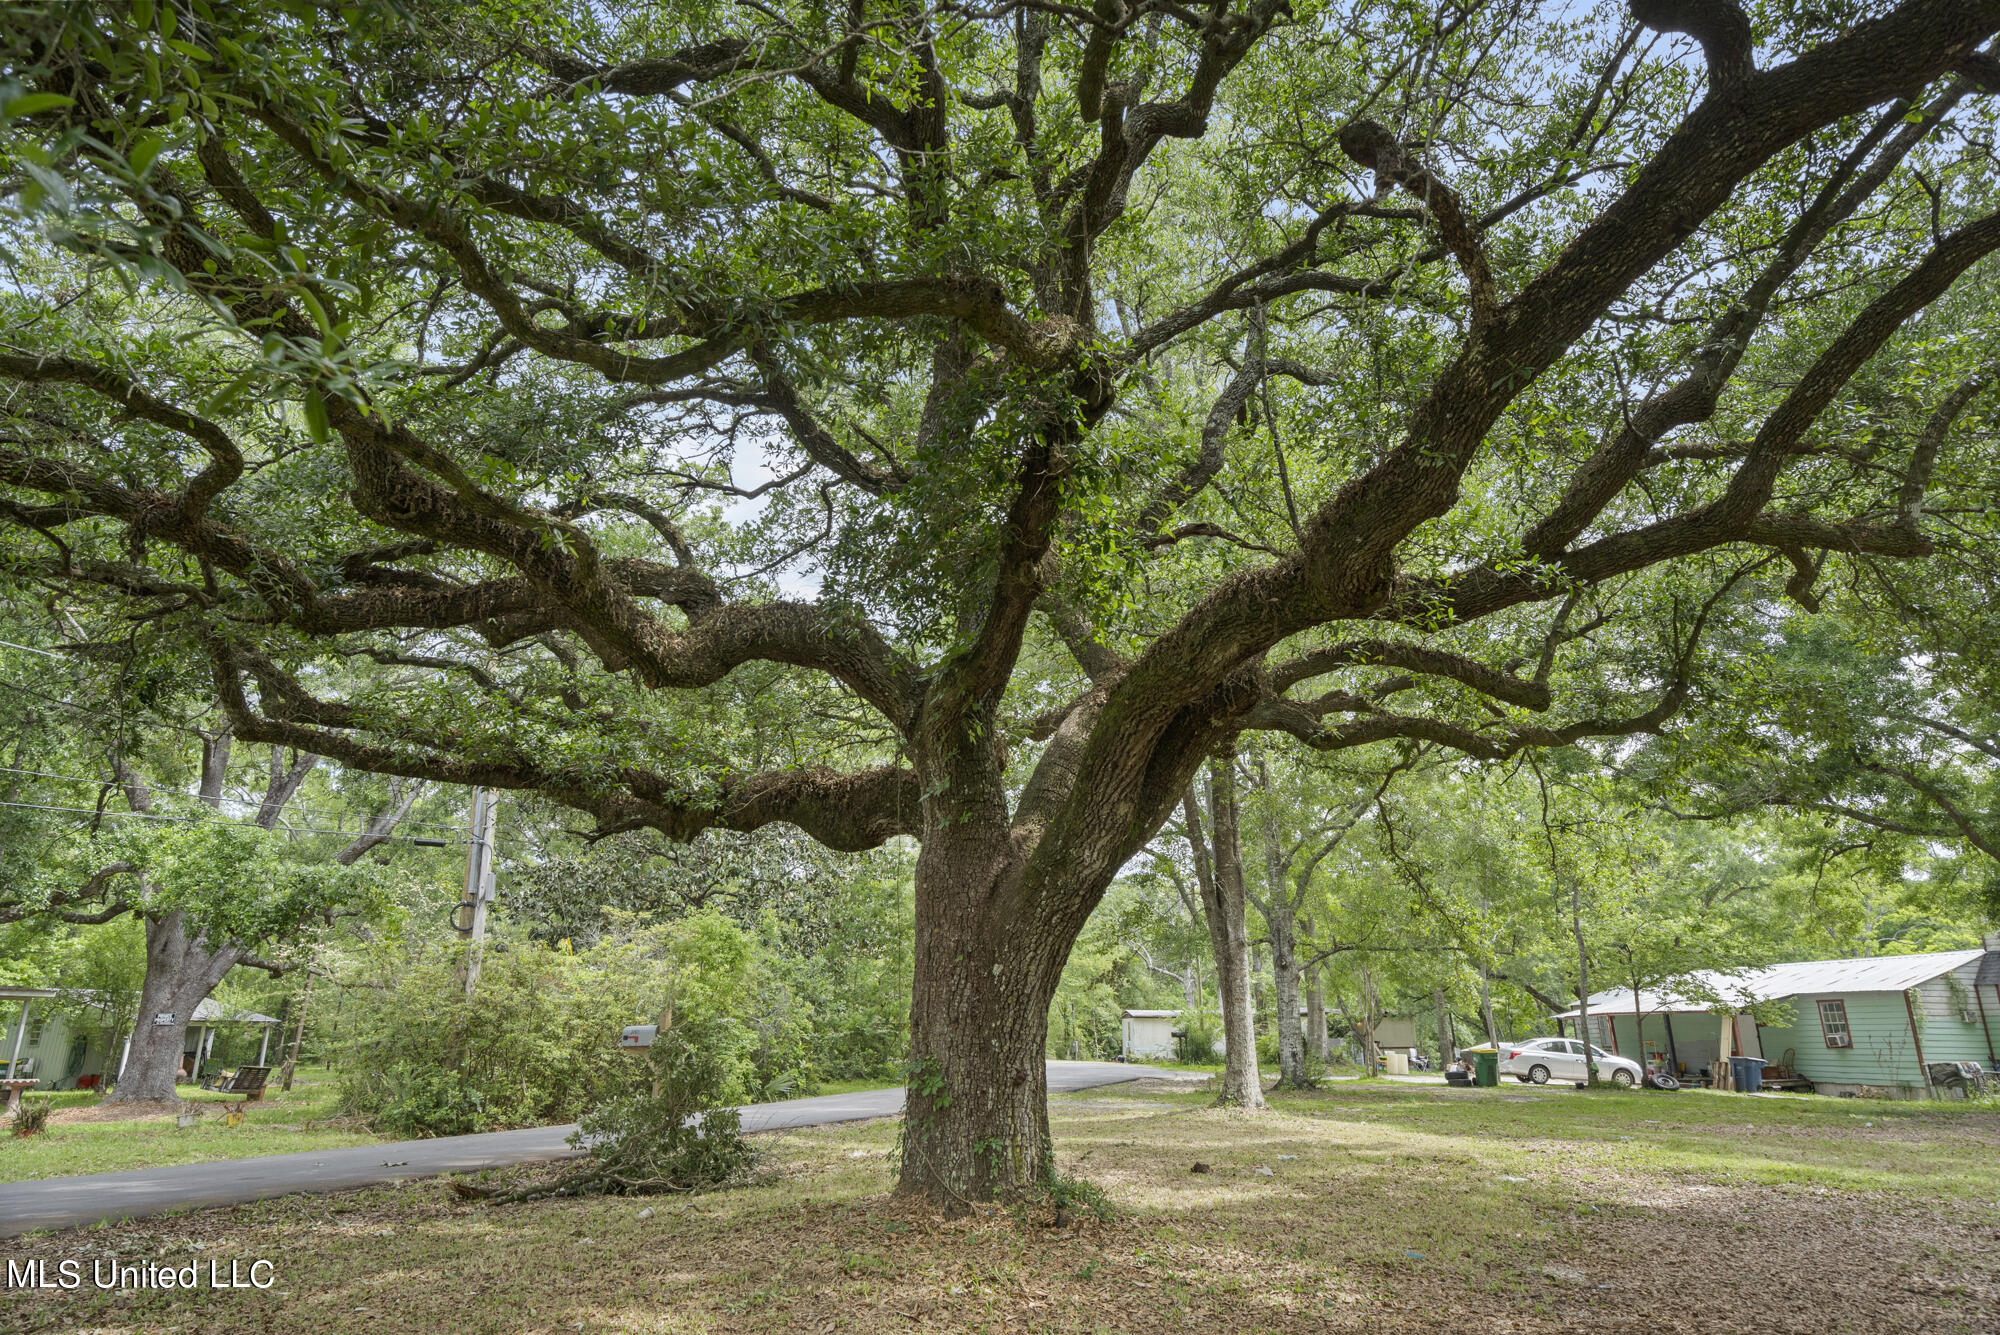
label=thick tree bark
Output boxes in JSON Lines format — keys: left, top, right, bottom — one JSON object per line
{"left": 104, "top": 910, "right": 244, "bottom": 1104}
{"left": 895, "top": 825, "right": 1063, "bottom": 1206}
{"left": 1272, "top": 939, "right": 1304, "bottom": 1087}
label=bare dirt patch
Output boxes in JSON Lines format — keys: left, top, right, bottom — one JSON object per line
{"left": 47, "top": 1100, "right": 185, "bottom": 1126}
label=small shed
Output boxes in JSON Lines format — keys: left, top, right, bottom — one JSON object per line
{"left": 1120, "top": 1010, "right": 1182, "bottom": 1061}
{"left": 1557, "top": 942, "right": 1999, "bottom": 1099}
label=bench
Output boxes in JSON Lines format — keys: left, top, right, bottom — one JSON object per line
{"left": 200, "top": 1065, "right": 272, "bottom": 1100}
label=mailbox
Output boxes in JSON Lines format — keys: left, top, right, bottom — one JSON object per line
{"left": 618, "top": 1025, "right": 658, "bottom": 1049}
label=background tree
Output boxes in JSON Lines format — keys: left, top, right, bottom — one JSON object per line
{"left": 1180, "top": 755, "right": 1265, "bottom": 1107}
{"left": 1248, "top": 749, "right": 1403, "bottom": 1087}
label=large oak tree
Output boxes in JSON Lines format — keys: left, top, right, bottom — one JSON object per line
{"left": 2, "top": 0, "right": 1999, "bottom": 1201}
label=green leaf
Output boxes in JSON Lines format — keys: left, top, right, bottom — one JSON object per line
{"left": 297, "top": 287, "right": 333, "bottom": 337}
{"left": 3, "top": 93, "right": 75, "bottom": 119}
{"left": 128, "top": 132, "right": 165, "bottom": 178}
{"left": 301, "top": 388, "right": 331, "bottom": 443}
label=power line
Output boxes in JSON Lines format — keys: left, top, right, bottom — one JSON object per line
{"left": 0, "top": 798, "right": 465, "bottom": 846}
{"left": 0, "top": 765, "right": 467, "bottom": 833}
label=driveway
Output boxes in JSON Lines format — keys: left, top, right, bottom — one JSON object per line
{"left": 0, "top": 1060, "right": 1180, "bottom": 1236}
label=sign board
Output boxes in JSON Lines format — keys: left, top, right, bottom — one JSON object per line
{"left": 618, "top": 1025, "right": 657, "bottom": 1049}
{"left": 152, "top": 1012, "right": 177, "bottom": 1027}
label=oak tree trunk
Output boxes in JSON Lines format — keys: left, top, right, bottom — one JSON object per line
{"left": 1358, "top": 966, "right": 1382, "bottom": 1074}
{"left": 895, "top": 825, "right": 1064, "bottom": 1206}
{"left": 104, "top": 910, "right": 243, "bottom": 1105}
{"left": 1259, "top": 772, "right": 1308, "bottom": 1089}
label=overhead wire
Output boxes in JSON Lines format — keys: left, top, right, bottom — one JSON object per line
{"left": 0, "top": 765, "right": 468, "bottom": 834}
{"left": 0, "top": 797, "right": 468, "bottom": 845}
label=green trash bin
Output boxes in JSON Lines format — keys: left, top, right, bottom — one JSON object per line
{"left": 1472, "top": 1050, "right": 1499, "bottom": 1087}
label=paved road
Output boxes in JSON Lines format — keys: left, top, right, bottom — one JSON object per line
{"left": 0, "top": 1060, "right": 1179, "bottom": 1237}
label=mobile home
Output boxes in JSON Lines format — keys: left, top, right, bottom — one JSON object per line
{"left": 1555, "top": 942, "right": 1999, "bottom": 1098}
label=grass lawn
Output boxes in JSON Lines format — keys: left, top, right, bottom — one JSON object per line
{"left": 5, "top": 1079, "right": 1995, "bottom": 1334}
{"left": 2, "top": 1071, "right": 906, "bottom": 1184}
{"left": 811, "top": 1077, "right": 905, "bottom": 1097}
{"left": 1, "top": 1068, "right": 383, "bottom": 1182}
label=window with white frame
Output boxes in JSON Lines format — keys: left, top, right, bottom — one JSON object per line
{"left": 1816, "top": 999, "right": 1852, "bottom": 1048}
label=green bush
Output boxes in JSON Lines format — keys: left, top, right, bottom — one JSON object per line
{"left": 366, "top": 1064, "right": 490, "bottom": 1139}
{"left": 1175, "top": 1013, "right": 1220, "bottom": 1064}
{"left": 338, "top": 910, "right": 798, "bottom": 1135}
{"left": 571, "top": 1015, "right": 757, "bottom": 1193}
{"left": 11, "top": 1099, "right": 50, "bottom": 1137}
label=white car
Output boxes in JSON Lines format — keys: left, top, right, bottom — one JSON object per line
{"left": 1498, "top": 1037, "right": 1643, "bottom": 1088}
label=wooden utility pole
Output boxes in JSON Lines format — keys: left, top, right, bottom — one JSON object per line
{"left": 456, "top": 787, "right": 499, "bottom": 996}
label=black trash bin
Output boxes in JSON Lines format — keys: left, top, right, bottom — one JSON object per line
{"left": 1729, "top": 1056, "right": 1768, "bottom": 1093}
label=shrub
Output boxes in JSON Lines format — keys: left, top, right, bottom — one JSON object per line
{"left": 366, "top": 1064, "right": 491, "bottom": 1139}
{"left": 11, "top": 1098, "right": 50, "bottom": 1137}
{"left": 336, "top": 910, "right": 812, "bottom": 1136}
{"left": 1175, "top": 1013, "right": 1220, "bottom": 1064}
{"left": 570, "top": 1015, "right": 757, "bottom": 1194}
{"left": 337, "top": 938, "right": 652, "bottom": 1135}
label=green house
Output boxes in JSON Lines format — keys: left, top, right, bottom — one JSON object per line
{"left": 1554, "top": 939, "right": 2000, "bottom": 1099}
{"left": 0, "top": 987, "right": 281, "bottom": 1092}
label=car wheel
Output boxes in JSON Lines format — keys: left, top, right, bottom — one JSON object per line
{"left": 1528, "top": 1064, "right": 1550, "bottom": 1085}
{"left": 1612, "top": 1069, "right": 1636, "bottom": 1089}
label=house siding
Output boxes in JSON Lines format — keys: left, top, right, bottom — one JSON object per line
{"left": 1909, "top": 967, "right": 2000, "bottom": 1066}
{"left": 1757, "top": 989, "right": 1992, "bottom": 1095}
{"left": 1577, "top": 951, "right": 2000, "bottom": 1097}
{"left": 0, "top": 1008, "right": 112, "bottom": 1089}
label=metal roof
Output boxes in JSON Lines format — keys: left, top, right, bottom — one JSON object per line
{"left": 1980, "top": 953, "right": 2000, "bottom": 988}
{"left": 1555, "top": 948, "right": 1991, "bottom": 1018}
{"left": 1120, "top": 1009, "right": 1181, "bottom": 1019}
{"left": 190, "top": 999, "right": 279, "bottom": 1025}
{"left": 15, "top": 989, "right": 281, "bottom": 1024}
